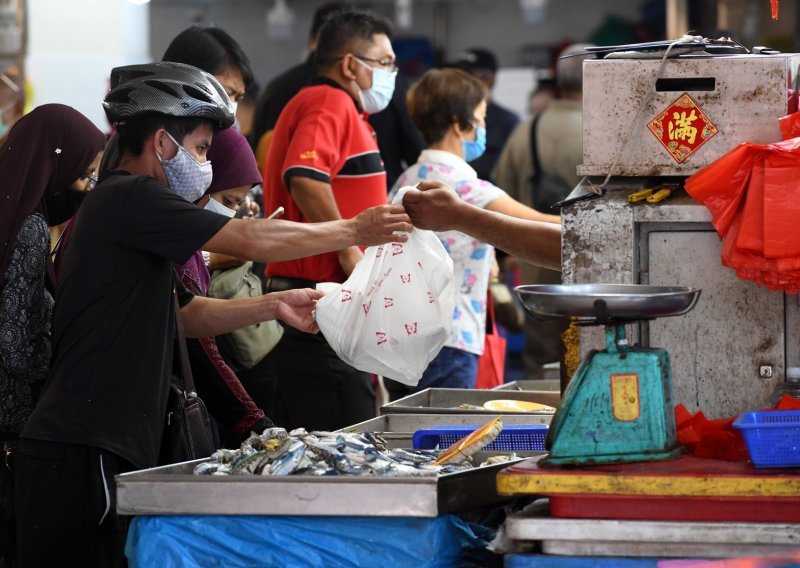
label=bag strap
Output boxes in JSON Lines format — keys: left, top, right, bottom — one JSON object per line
{"left": 172, "top": 289, "right": 197, "bottom": 395}
{"left": 529, "top": 113, "right": 543, "bottom": 194}
{"left": 485, "top": 291, "right": 497, "bottom": 336}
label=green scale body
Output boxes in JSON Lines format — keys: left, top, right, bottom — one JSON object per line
{"left": 542, "top": 324, "right": 682, "bottom": 466}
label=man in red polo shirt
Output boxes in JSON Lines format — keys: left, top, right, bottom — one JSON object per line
{"left": 262, "top": 10, "right": 397, "bottom": 430}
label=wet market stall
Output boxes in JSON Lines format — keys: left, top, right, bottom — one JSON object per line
{"left": 115, "top": 38, "right": 800, "bottom": 568}
{"left": 494, "top": 40, "right": 800, "bottom": 566}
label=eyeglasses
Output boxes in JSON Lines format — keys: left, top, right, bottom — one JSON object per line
{"left": 353, "top": 55, "right": 399, "bottom": 74}
{"left": 80, "top": 173, "right": 99, "bottom": 190}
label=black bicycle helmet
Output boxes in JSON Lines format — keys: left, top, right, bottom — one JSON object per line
{"left": 103, "top": 61, "right": 234, "bottom": 129}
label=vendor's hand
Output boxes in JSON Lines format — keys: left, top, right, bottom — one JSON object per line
{"left": 269, "top": 288, "right": 325, "bottom": 333}
{"left": 352, "top": 204, "right": 412, "bottom": 246}
{"left": 403, "top": 181, "right": 466, "bottom": 232}
{"left": 338, "top": 246, "right": 364, "bottom": 276}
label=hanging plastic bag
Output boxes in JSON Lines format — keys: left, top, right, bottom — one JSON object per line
{"left": 685, "top": 143, "right": 760, "bottom": 236}
{"left": 315, "top": 187, "right": 455, "bottom": 386}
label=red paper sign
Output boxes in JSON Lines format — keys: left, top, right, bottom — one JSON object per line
{"left": 647, "top": 93, "right": 718, "bottom": 163}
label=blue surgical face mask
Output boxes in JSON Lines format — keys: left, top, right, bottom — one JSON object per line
{"left": 462, "top": 124, "right": 486, "bottom": 163}
{"left": 354, "top": 57, "right": 396, "bottom": 114}
{"left": 204, "top": 196, "right": 237, "bottom": 218}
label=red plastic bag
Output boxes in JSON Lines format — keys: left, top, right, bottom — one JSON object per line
{"left": 475, "top": 294, "right": 506, "bottom": 389}
{"left": 685, "top": 143, "right": 761, "bottom": 236}
{"left": 733, "top": 159, "right": 764, "bottom": 253}
{"left": 779, "top": 111, "right": 800, "bottom": 140}
{"left": 762, "top": 151, "right": 800, "bottom": 259}
{"left": 674, "top": 405, "right": 748, "bottom": 462}
{"left": 687, "top": 133, "right": 800, "bottom": 294}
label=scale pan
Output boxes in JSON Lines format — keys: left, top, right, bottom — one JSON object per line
{"left": 514, "top": 284, "right": 701, "bottom": 324}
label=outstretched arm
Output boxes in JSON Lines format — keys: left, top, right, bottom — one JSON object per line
{"left": 201, "top": 203, "right": 411, "bottom": 264}
{"left": 403, "top": 181, "right": 562, "bottom": 271}
{"left": 179, "top": 288, "right": 324, "bottom": 338}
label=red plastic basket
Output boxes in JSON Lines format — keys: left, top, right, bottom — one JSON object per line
{"left": 733, "top": 410, "right": 800, "bottom": 468}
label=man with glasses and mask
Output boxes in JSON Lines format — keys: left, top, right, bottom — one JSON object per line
{"left": 261, "top": 9, "right": 397, "bottom": 431}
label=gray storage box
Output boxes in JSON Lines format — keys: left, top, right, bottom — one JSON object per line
{"left": 580, "top": 54, "right": 800, "bottom": 177}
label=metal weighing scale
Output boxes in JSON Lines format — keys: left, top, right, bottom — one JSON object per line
{"left": 515, "top": 284, "right": 701, "bottom": 466}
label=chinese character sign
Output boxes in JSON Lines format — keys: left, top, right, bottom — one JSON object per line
{"left": 648, "top": 93, "right": 718, "bottom": 163}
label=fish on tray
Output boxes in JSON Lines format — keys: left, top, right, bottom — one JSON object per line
{"left": 193, "top": 420, "right": 511, "bottom": 477}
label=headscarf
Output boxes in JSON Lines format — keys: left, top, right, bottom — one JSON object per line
{"left": 0, "top": 104, "right": 106, "bottom": 279}
{"left": 178, "top": 127, "right": 262, "bottom": 295}
{"left": 206, "top": 127, "right": 262, "bottom": 194}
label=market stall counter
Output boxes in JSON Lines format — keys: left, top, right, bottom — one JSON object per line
{"left": 117, "top": 420, "right": 543, "bottom": 567}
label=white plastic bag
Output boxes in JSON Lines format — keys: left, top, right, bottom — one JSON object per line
{"left": 315, "top": 187, "right": 455, "bottom": 386}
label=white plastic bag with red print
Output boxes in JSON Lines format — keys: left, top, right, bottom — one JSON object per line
{"left": 315, "top": 187, "right": 455, "bottom": 386}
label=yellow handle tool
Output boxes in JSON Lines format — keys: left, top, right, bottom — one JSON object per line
{"left": 646, "top": 188, "right": 672, "bottom": 203}
{"left": 627, "top": 189, "right": 653, "bottom": 204}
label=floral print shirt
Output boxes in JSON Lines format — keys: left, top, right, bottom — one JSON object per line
{"left": 391, "top": 149, "right": 506, "bottom": 355}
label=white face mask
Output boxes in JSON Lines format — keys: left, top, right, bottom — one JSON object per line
{"left": 231, "top": 100, "right": 242, "bottom": 132}
{"left": 156, "top": 132, "right": 213, "bottom": 203}
{"left": 354, "top": 57, "right": 396, "bottom": 114}
{"left": 204, "top": 196, "right": 237, "bottom": 218}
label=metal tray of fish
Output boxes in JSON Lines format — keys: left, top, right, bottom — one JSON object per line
{"left": 339, "top": 414, "right": 553, "bottom": 448}
{"left": 381, "top": 388, "right": 560, "bottom": 416}
{"left": 492, "top": 379, "right": 561, "bottom": 393}
{"left": 115, "top": 449, "right": 541, "bottom": 518}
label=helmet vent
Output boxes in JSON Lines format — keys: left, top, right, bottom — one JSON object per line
{"left": 104, "top": 86, "right": 135, "bottom": 104}
{"left": 144, "top": 80, "right": 180, "bottom": 98}
{"left": 183, "top": 85, "right": 214, "bottom": 104}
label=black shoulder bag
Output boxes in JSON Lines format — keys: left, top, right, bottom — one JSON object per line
{"left": 529, "top": 113, "right": 573, "bottom": 212}
{"left": 158, "top": 291, "right": 216, "bottom": 465}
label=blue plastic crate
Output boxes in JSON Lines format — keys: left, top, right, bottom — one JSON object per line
{"left": 733, "top": 409, "right": 800, "bottom": 468}
{"left": 412, "top": 424, "right": 548, "bottom": 451}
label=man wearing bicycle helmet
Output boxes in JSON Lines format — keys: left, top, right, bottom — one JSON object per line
{"left": 15, "top": 61, "right": 411, "bottom": 566}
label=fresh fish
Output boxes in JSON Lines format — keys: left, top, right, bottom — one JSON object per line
{"left": 480, "top": 453, "right": 518, "bottom": 467}
{"left": 231, "top": 450, "right": 268, "bottom": 474}
{"left": 193, "top": 461, "right": 221, "bottom": 475}
{"left": 191, "top": 425, "right": 522, "bottom": 478}
{"left": 211, "top": 463, "right": 233, "bottom": 476}
{"left": 336, "top": 433, "right": 370, "bottom": 452}
{"left": 362, "top": 432, "right": 387, "bottom": 451}
{"left": 268, "top": 441, "right": 306, "bottom": 476}
{"left": 209, "top": 448, "right": 239, "bottom": 464}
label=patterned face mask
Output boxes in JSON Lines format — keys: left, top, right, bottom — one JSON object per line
{"left": 157, "top": 131, "right": 213, "bottom": 202}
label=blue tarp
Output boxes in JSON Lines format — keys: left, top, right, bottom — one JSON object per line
{"left": 126, "top": 514, "right": 494, "bottom": 568}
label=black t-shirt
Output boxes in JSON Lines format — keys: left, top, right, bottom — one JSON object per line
{"left": 22, "top": 171, "right": 230, "bottom": 469}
